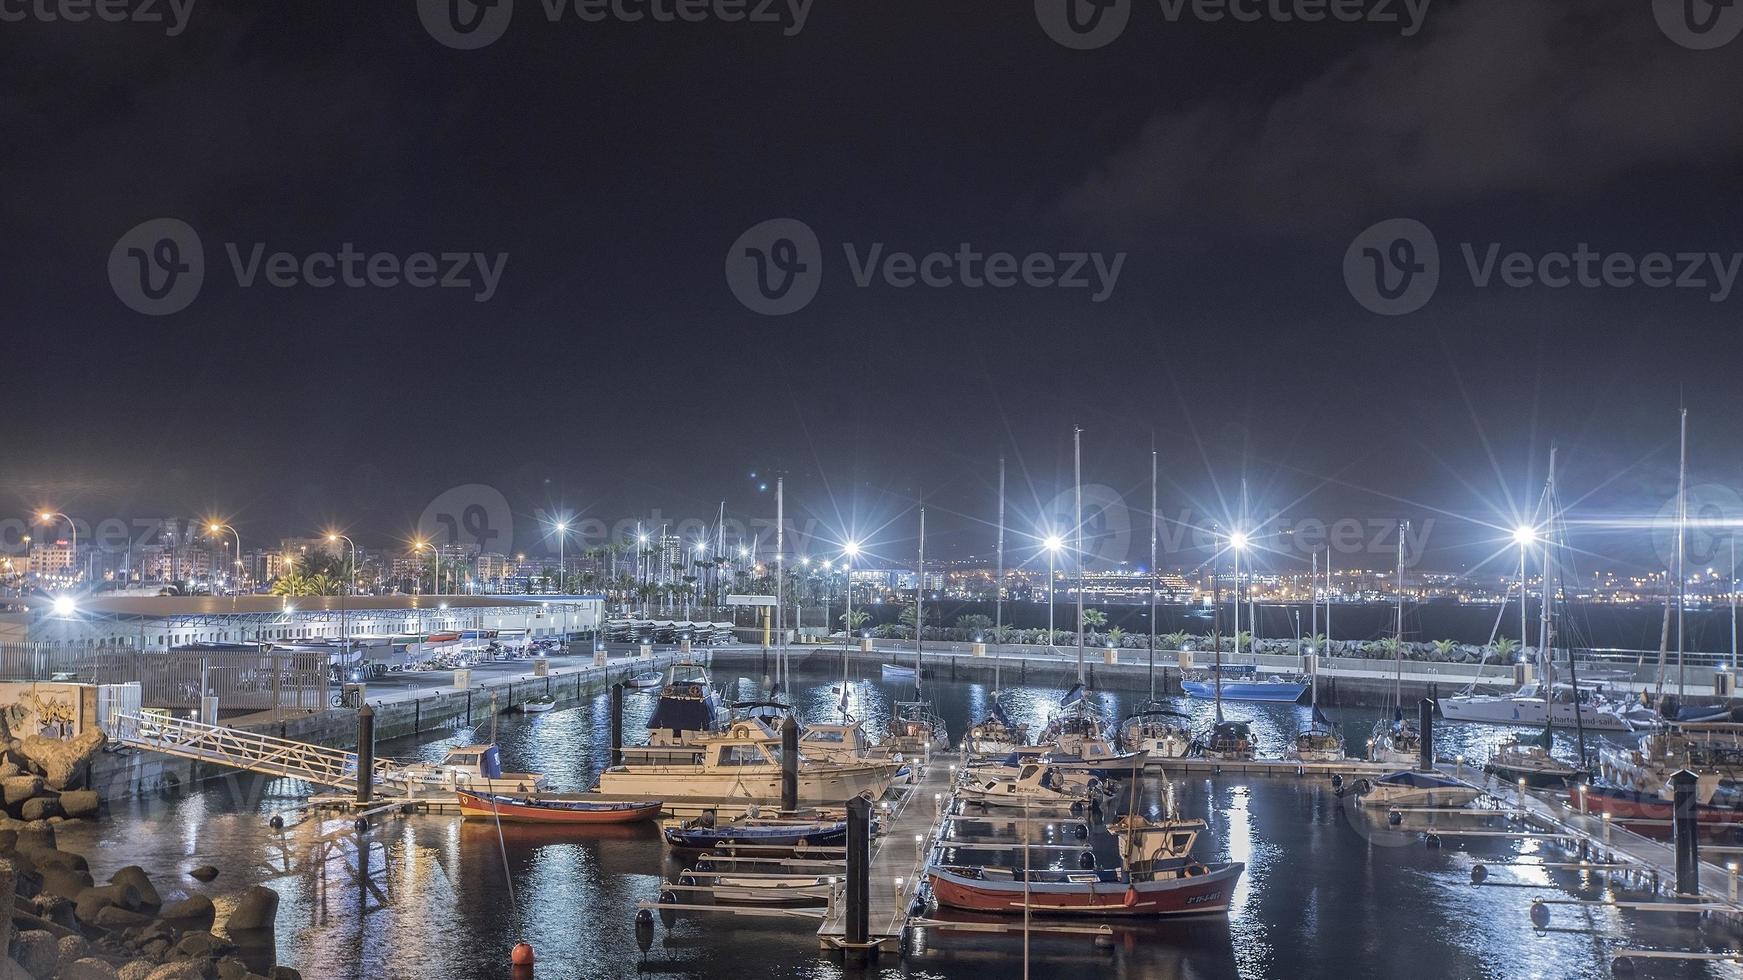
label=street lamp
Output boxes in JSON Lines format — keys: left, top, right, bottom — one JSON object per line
{"left": 208, "top": 523, "right": 242, "bottom": 596}
{"left": 416, "top": 540, "right": 438, "bottom": 596}
{"left": 1043, "top": 534, "right": 1064, "bottom": 657}
{"left": 1514, "top": 525, "right": 1536, "bottom": 649}
{"left": 842, "top": 541, "right": 861, "bottom": 653}
{"left": 1229, "top": 530, "right": 1248, "bottom": 659}
{"left": 38, "top": 512, "right": 75, "bottom": 585}
{"left": 327, "top": 533, "right": 357, "bottom": 650}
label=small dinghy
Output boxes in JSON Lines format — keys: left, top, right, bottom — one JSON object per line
{"left": 627, "top": 670, "right": 664, "bottom": 689}
{"left": 663, "top": 812, "right": 850, "bottom": 850}
{"left": 456, "top": 791, "right": 662, "bottom": 824}
{"left": 517, "top": 695, "right": 557, "bottom": 713}
{"left": 880, "top": 662, "right": 918, "bottom": 679}
{"left": 1354, "top": 770, "right": 1484, "bottom": 808}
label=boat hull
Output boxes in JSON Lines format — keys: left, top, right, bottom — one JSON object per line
{"left": 1574, "top": 786, "right": 1743, "bottom": 839}
{"left": 1438, "top": 696, "right": 1631, "bottom": 732}
{"left": 455, "top": 791, "right": 662, "bottom": 824}
{"left": 927, "top": 862, "right": 1244, "bottom": 917}
{"left": 1356, "top": 785, "right": 1483, "bottom": 808}
{"left": 597, "top": 764, "right": 892, "bottom": 806}
{"left": 1181, "top": 681, "right": 1307, "bottom": 703}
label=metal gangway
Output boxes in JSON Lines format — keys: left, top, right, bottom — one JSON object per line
{"left": 112, "top": 713, "right": 395, "bottom": 794}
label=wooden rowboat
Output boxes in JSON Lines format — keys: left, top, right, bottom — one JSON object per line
{"left": 456, "top": 790, "right": 663, "bottom": 824}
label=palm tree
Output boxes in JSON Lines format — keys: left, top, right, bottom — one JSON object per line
{"left": 1081, "top": 608, "right": 1108, "bottom": 630}
{"left": 840, "top": 609, "right": 870, "bottom": 635}
{"left": 1161, "top": 630, "right": 1193, "bottom": 652}
{"left": 1432, "top": 638, "right": 1461, "bottom": 661}
{"left": 1491, "top": 636, "right": 1520, "bottom": 661}
{"left": 1106, "top": 626, "right": 1126, "bottom": 647}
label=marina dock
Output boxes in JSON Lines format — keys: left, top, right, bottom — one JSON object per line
{"left": 817, "top": 752, "right": 955, "bottom": 950}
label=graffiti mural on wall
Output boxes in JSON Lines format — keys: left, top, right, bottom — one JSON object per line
{"left": 0, "top": 685, "right": 84, "bottom": 738}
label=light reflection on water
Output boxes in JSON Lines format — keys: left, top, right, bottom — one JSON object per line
{"left": 45, "top": 666, "right": 1743, "bottom": 979}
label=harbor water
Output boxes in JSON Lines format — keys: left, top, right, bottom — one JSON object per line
{"left": 52, "top": 664, "right": 1743, "bottom": 979}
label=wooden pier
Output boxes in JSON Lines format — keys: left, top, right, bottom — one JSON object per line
{"left": 817, "top": 755, "right": 954, "bottom": 951}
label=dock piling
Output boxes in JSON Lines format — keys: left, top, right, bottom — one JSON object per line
{"left": 845, "top": 795, "right": 871, "bottom": 949}
{"left": 610, "top": 683, "right": 624, "bottom": 768}
{"left": 1672, "top": 768, "right": 1699, "bottom": 895}
{"left": 1418, "top": 697, "right": 1434, "bottom": 772}
{"left": 781, "top": 715, "right": 799, "bottom": 813}
{"left": 356, "top": 703, "right": 375, "bottom": 805}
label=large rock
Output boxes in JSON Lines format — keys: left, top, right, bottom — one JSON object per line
{"left": 170, "top": 931, "right": 234, "bottom": 960}
{"left": 267, "top": 969, "right": 302, "bottom": 980}
{"left": 143, "top": 964, "right": 205, "bottom": 980}
{"left": 118, "top": 963, "right": 156, "bottom": 980}
{"left": 224, "top": 886, "right": 279, "bottom": 931}
{"left": 109, "top": 867, "right": 162, "bottom": 910}
{"left": 158, "top": 894, "right": 215, "bottom": 926}
{"left": 11, "top": 930, "right": 57, "bottom": 978}
{"left": 19, "top": 797, "right": 60, "bottom": 822}
{"left": 39, "top": 864, "right": 93, "bottom": 899}
{"left": 0, "top": 858, "right": 14, "bottom": 959}
{"left": 56, "top": 934, "right": 90, "bottom": 962}
{"left": 19, "top": 729, "right": 106, "bottom": 790}
{"left": 59, "top": 791, "right": 101, "bottom": 820}
{"left": 187, "top": 866, "right": 218, "bottom": 882}
{"left": 0, "top": 776, "right": 42, "bottom": 808}
{"left": 215, "top": 958, "right": 251, "bottom": 980}
{"left": 95, "top": 905, "right": 154, "bottom": 930}
{"left": 74, "top": 888, "right": 118, "bottom": 925}
{"left": 22, "top": 845, "right": 85, "bottom": 873}
{"left": 63, "top": 960, "right": 122, "bottom": 980}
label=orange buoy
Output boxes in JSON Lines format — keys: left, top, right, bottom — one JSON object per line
{"left": 511, "top": 942, "right": 535, "bottom": 965}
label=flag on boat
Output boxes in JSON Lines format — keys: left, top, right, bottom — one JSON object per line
{"left": 1061, "top": 683, "right": 1086, "bottom": 706}
{"left": 1312, "top": 705, "right": 1332, "bottom": 728}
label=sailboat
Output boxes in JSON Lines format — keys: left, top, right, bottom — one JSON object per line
{"left": 1289, "top": 650, "right": 1344, "bottom": 763}
{"left": 1368, "top": 523, "right": 1421, "bottom": 767}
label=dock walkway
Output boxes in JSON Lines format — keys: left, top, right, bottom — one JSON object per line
{"left": 818, "top": 753, "right": 955, "bottom": 950}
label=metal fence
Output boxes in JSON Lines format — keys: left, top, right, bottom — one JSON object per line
{"left": 0, "top": 644, "right": 328, "bottom": 713}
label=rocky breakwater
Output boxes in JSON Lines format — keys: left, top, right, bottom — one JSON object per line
{"left": 0, "top": 729, "right": 109, "bottom": 830}
{"left": 0, "top": 824, "right": 298, "bottom": 979}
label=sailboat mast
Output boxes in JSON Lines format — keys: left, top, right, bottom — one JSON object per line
{"left": 995, "top": 457, "right": 1006, "bottom": 693}
{"left": 775, "top": 478, "right": 786, "bottom": 693}
{"left": 1678, "top": 407, "right": 1689, "bottom": 698}
{"left": 1395, "top": 521, "right": 1405, "bottom": 711}
{"left": 1149, "top": 446, "right": 1158, "bottom": 701}
{"left": 1073, "top": 425, "right": 1085, "bottom": 685}
{"left": 915, "top": 505, "right": 925, "bottom": 693}
{"left": 1540, "top": 448, "right": 1556, "bottom": 731}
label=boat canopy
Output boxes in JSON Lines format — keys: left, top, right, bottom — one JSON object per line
{"left": 1376, "top": 770, "right": 1464, "bottom": 789}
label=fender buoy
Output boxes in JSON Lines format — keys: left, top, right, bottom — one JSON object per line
{"left": 1122, "top": 886, "right": 1139, "bottom": 908}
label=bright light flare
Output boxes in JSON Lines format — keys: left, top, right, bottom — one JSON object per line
{"left": 842, "top": 540, "right": 861, "bottom": 558}
{"left": 1042, "top": 535, "right": 1064, "bottom": 552}
{"left": 1512, "top": 526, "right": 1537, "bottom": 546}
{"left": 50, "top": 596, "right": 75, "bottom": 617}
{"left": 1229, "top": 531, "right": 1249, "bottom": 550}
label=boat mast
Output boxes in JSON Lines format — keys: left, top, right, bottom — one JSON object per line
{"left": 1149, "top": 445, "right": 1159, "bottom": 702}
{"left": 1678, "top": 407, "right": 1689, "bottom": 698}
{"left": 995, "top": 456, "right": 1006, "bottom": 695}
{"left": 775, "top": 478, "right": 786, "bottom": 694}
{"left": 1073, "top": 425, "right": 1085, "bottom": 686}
{"left": 915, "top": 504, "right": 925, "bottom": 694}
{"left": 1213, "top": 556, "right": 1223, "bottom": 721}
{"left": 1394, "top": 522, "right": 1405, "bottom": 714}
{"left": 1539, "top": 448, "right": 1556, "bottom": 745}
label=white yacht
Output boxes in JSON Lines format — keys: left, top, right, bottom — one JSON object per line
{"left": 1439, "top": 682, "right": 1632, "bottom": 732}
{"left": 596, "top": 720, "right": 895, "bottom": 806}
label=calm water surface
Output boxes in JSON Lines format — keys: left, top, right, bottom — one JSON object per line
{"left": 54, "top": 665, "right": 1743, "bottom": 979}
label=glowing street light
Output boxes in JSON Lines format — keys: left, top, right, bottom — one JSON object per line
{"left": 50, "top": 595, "right": 75, "bottom": 617}
{"left": 327, "top": 532, "right": 358, "bottom": 644}
{"left": 1512, "top": 526, "right": 1537, "bottom": 546}
{"left": 1042, "top": 533, "right": 1064, "bottom": 656}
{"left": 841, "top": 540, "right": 862, "bottom": 655}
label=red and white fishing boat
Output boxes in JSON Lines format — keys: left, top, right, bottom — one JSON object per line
{"left": 456, "top": 790, "right": 663, "bottom": 824}
{"left": 927, "top": 815, "right": 1244, "bottom": 917}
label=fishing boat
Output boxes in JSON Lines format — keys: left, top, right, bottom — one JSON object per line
{"left": 1180, "top": 665, "right": 1308, "bottom": 703}
{"left": 645, "top": 659, "right": 729, "bottom": 746}
{"left": 956, "top": 763, "right": 1098, "bottom": 811}
{"left": 455, "top": 790, "right": 662, "bottom": 824}
{"left": 662, "top": 811, "right": 849, "bottom": 850}
{"left": 516, "top": 695, "right": 557, "bottom": 713}
{"left": 1571, "top": 783, "right": 1743, "bottom": 839}
{"left": 385, "top": 744, "right": 548, "bottom": 794}
{"left": 927, "top": 814, "right": 1244, "bottom": 917}
{"left": 627, "top": 670, "right": 664, "bottom": 689}
{"left": 1120, "top": 704, "right": 1194, "bottom": 760}
{"left": 1354, "top": 770, "right": 1484, "bottom": 808}
{"left": 1201, "top": 720, "right": 1254, "bottom": 761}
{"left": 1484, "top": 734, "right": 1589, "bottom": 788}
{"left": 596, "top": 719, "right": 895, "bottom": 806}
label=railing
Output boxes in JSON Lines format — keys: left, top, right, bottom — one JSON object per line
{"left": 0, "top": 644, "right": 328, "bottom": 712}
{"left": 111, "top": 712, "right": 393, "bottom": 792}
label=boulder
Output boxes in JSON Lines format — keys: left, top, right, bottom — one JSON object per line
{"left": 29, "top": 891, "right": 76, "bottom": 931}
{"left": 158, "top": 894, "right": 214, "bottom": 926}
{"left": 23, "top": 845, "right": 85, "bottom": 873}
{"left": 18, "top": 729, "right": 106, "bottom": 790}
{"left": 74, "top": 888, "right": 117, "bottom": 925}
{"left": 95, "top": 906, "right": 154, "bottom": 930}
{"left": 171, "top": 931, "right": 225, "bottom": 959}
{"left": 19, "top": 798, "right": 60, "bottom": 822}
{"left": 267, "top": 969, "right": 302, "bottom": 980}
{"left": 0, "top": 776, "right": 42, "bottom": 809}
{"left": 215, "top": 958, "right": 250, "bottom": 980}
{"left": 13, "top": 823, "right": 55, "bottom": 852}
{"left": 39, "top": 864, "right": 94, "bottom": 899}
{"left": 139, "top": 939, "right": 172, "bottom": 962}
{"left": 187, "top": 866, "right": 218, "bottom": 882}
{"left": 64, "top": 958, "right": 123, "bottom": 980}
{"left": 109, "top": 867, "right": 162, "bottom": 910}
{"left": 144, "top": 965, "right": 205, "bottom": 980}
{"left": 224, "top": 886, "right": 279, "bottom": 932}
{"left": 0, "top": 858, "right": 13, "bottom": 956}
{"left": 118, "top": 963, "right": 156, "bottom": 980}
{"left": 56, "top": 934, "right": 91, "bottom": 962}
{"left": 11, "top": 930, "right": 57, "bottom": 979}
{"left": 59, "top": 791, "right": 101, "bottom": 820}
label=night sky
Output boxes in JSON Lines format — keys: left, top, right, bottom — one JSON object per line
{"left": 5, "top": 0, "right": 1743, "bottom": 575}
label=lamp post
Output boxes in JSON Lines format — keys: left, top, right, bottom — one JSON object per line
{"left": 38, "top": 512, "right": 75, "bottom": 586}
{"left": 207, "top": 523, "right": 242, "bottom": 595}
{"left": 327, "top": 533, "right": 357, "bottom": 651}
{"left": 417, "top": 541, "right": 438, "bottom": 596}
{"left": 1043, "top": 535, "right": 1064, "bottom": 660}
{"left": 842, "top": 541, "right": 861, "bottom": 655}
{"left": 1513, "top": 525, "right": 1535, "bottom": 650}
{"left": 1230, "top": 530, "right": 1248, "bottom": 661}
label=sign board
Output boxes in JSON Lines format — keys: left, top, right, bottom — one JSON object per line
{"left": 725, "top": 594, "right": 777, "bottom": 607}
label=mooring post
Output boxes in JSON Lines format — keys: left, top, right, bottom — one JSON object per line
{"left": 846, "top": 794, "right": 871, "bottom": 948}
{"left": 781, "top": 715, "right": 799, "bottom": 813}
{"left": 356, "top": 703, "right": 375, "bottom": 805}
{"left": 1672, "top": 768, "right": 1700, "bottom": 895}
{"left": 1418, "top": 697, "right": 1434, "bottom": 772}
{"left": 610, "top": 682, "right": 624, "bottom": 768}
